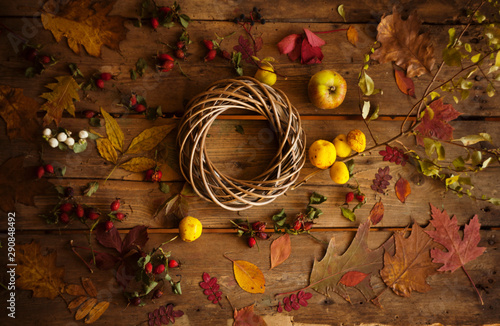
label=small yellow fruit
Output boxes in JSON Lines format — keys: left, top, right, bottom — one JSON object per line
{"left": 347, "top": 129, "right": 366, "bottom": 153}
{"left": 329, "top": 161, "right": 350, "bottom": 184}
{"left": 254, "top": 63, "right": 277, "bottom": 86}
{"left": 179, "top": 216, "right": 202, "bottom": 242}
{"left": 333, "top": 134, "right": 352, "bottom": 158}
{"left": 309, "top": 139, "right": 336, "bottom": 169}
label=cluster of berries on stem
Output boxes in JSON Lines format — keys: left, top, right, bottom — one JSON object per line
{"left": 21, "top": 44, "right": 57, "bottom": 77}
{"left": 231, "top": 219, "right": 269, "bottom": 248}
{"left": 232, "top": 7, "right": 266, "bottom": 26}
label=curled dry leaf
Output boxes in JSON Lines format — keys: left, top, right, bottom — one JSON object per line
{"left": 75, "top": 298, "right": 97, "bottom": 321}
{"left": 394, "top": 69, "right": 415, "bottom": 97}
{"left": 270, "top": 234, "right": 291, "bottom": 269}
{"left": 0, "top": 85, "right": 40, "bottom": 142}
{"left": 233, "top": 304, "right": 267, "bottom": 326}
{"left": 347, "top": 26, "right": 358, "bottom": 47}
{"left": 395, "top": 177, "right": 411, "bottom": 203}
{"left": 85, "top": 301, "right": 110, "bottom": 324}
{"left": 369, "top": 199, "right": 384, "bottom": 225}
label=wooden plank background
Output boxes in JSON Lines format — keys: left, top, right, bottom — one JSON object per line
{"left": 0, "top": 0, "right": 499, "bottom": 325}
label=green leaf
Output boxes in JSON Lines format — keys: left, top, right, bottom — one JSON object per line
{"left": 368, "top": 105, "right": 379, "bottom": 121}
{"left": 272, "top": 209, "right": 287, "bottom": 227}
{"left": 89, "top": 117, "right": 101, "bottom": 127}
{"left": 309, "top": 192, "right": 327, "bottom": 205}
{"left": 464, "top": 43, "right": 472, "bottom": 53}
{"left": 452, "top": 156, "right": 465, "bottom": 171}
{"left": 306, "top": 206, "right": 323, "bottom": 219}
{"left": 481, "top": 157, "right": 493, "bottom": 169}
{"left": 235, "top": 125, "right": 244, "bottom": 134}
{"left": 447, "top": 28, "right": 456, "bottom": 47}
{"left": 84, "top": 181, "right": 99, "bottom": 197}
{"left": 471, "top": 53, "right": 481, "bottom": 63}
{"left": 179, "top": 14, "right": 190, "bottom": 28}
{"left": 130, "top": 69, "right": 137, "bottom": 80}
{"left": 419, "top": 160, "right": 440, "bottom": 177}
{"left": 72, "top": 140, "right": 87, "bottom": 153}
{"left": 496, "top": 51, "right": 500, "bottom": 66}
{"left": 455, "top": 134, "right": 492, "bottom": 146}
{"left": 159, "top": 182, "right": 170, "bottom": 194}
{"left": 430, "top": 91, "right": 440, "bottom": 100}
{"left": 487, "top": 197, "right": 500, "bottom": 205}
{"left": 340, "top": 207, "right": 356, "bottom": 222}
{"left": 361, "top": 101, "right": 370, "bottom": 120}
{"left": 442, "top": 47, "right": 462, "bottom": 66}
{"left": 344, "top": 159, "right": 355, "bottom": 177}
{"left": 135, "top": 58, "right": 148, "bottom": 77}
{"left": 337, "top": 4, "right": 346, "bottom": 22}
{"left": 358, "top": 70, "right": 374, "bottom": 96}
{"left": 424, "top": 138, "right": 444, "bottom": 159}
{"left": 471, "top": 151, "right": 482, "bottom": 167}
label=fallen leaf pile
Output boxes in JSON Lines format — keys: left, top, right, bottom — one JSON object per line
{"left": 67, "top": 277, "right": 110, "bottom": 324}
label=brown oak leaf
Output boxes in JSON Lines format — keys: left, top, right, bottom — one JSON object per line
{"left": 40, "top": 76, "right": 80, "bottom": 126}
{"left": 233, "top": 304, "right": 267, "bottom": 326}
{"left": 380, "top": 223, "right": 438, "bottom": 297}
{"left": 0, "top": 156, "right": 53, "bottom": 213}
{"left": 415, "top": 98, "right": 461, "bottom": 146}
{"left": 17, "top": 241, "right": 66, "bottom": 299}
{"left": 0, "top": 85, "right": 39, "bottom": 142}
{"left": 371, "top": 6, "right": 435, "bottom": 78}
{"left": 41, "top": 0, "right": 127, "bottom": 57}
{"left": 309, "top": 220, "right": 394, "bottom": 303}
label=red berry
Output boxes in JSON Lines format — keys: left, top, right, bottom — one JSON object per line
{"left": 110, "top": 199, "right": 120, "bottom": 211}
{"left": 356, "top": 195, "right": 365, "bottom": 202}
{"left": 151, "top": 17, "right": 159, "bottom": 29}
{"left": 145, "top": 262, "right": 153, "bottom": 274}
{"left": 60, "top": 202, "right": 73, "bottom": 213}
{"left": 130, "top": 297, "right": 141, "bottom": 306}
{"left": 203, "top": 40, "right": 214, "bottom": 50}
{"left": 153, "top": 289, "right": 164, "bottom": 299}
{"left": 159, "top": 6, "right": 171, "bottom": 15}
{"left": 168, "top": 259, "right": 179, "bottom": 268}
{"left": 134, "top": 104, "right": 146, "bottom": 113}
{"left": 151, "top": 170, "right": 162, "bottom": 182}
{"left": 248, "top": 237, "right": 256, "bottom": 248}
{"left": 83, "top": 110, "right": 97, "bottom": 118}
{"left": 44, "top": 164, "right": 54, "bottom": 174}
{"left": 59, "top": 212, "right": 70, "bottom": 224}
{"left": 346, "top": 192, "right": 354, "bottom": 203}
{"left": 100, "top": 72, "right": 112, "bottom": 81}
{"left": 105, "top": 220, "right": 114, "bottom": 231}
{"left": 204, "top": 49, "right": 216, "bottom": 62}
{"left": 303, "top": 222, "right": 313, "bottom": 231}
{"left": 145, "top": 169, "right": 154, "bottom": 181}
{"left": 75, "top": 205, "right": 85, "bottom": 218}
{"left": 115, "top": 212, "right": 125, "bottom": 221}
{"left": 96, "top": 79, "right": 105, "bottom": 89}
{"left": 221, "top": 50, "right": 231, "bottom": 60}
{"left": 87, "top": 209, "right": 100, "bottom": 220}
{"left": 256, "top": 232, "right": 269, "bottom": 240}
{"left": 130, "top": 95, "right": 137, "bottom": 106}
{"left": 153, "top": 264, "right": 165, "bottom": 274}
{"left": 158, "top": 53, "right": 174, "bottom": 62}
{"left": 36, "top": 166, "right": 45, "bottom": 178}
{"left": 161, "top": 60, "right": 174, "bottom": 72}
{"left": 40, "top": 55, "right": 50, "bottom": 64}
{"left": 175, "top": 49, "right": 185, "bottom": 60}
{"left": 293, "top": 220, "right": 302, "bottom": 231}
{"left": 176, "top": 41, "right": 184, "bottom": 49}
{"left": 252, "top": 221, "right": 266, "bottom": 232}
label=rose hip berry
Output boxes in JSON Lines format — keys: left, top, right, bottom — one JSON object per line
{"left": 145, "top": 169, "right": 154, "bottom": 181}
{"left": 87, "top": 209, "right": 100, "bottom": 220}
{"left": 100, "top": 72, "right": 112, "bottom": 81}
{"left": 130, "top": 95, "right": 137, "bottom": 106}
{"left": 293, "top": 220, "right": 302, "bottom": 231}
{"left": 37, "top": 166, "right": 45, "bottom": 178}
{"left": 110, "top": 199, "right": 120, "bottom": 211}
{"left": 176, "top": 41, "right": 184, "bottom": 49}
{"left": 202, "top": 40, "right": 214, "bottom": 50}
{"left": 153, "top": 289, "right": 164, "bottom": 299}
{"left": 44, "top": 164, "right": 54, "bottom": 174}
{"left": 161, "top": 60, "right": 174, "bottom": 72}
{"left": 168, "top": 259, "right": 179, "bottom": 268}
{"left": 175, "top": 49, "right": 185, "bottom": 60}
{"left": 75, "top": 204, "right": 85, "bottom": 218}
{"left": 40, "top": 55, "right": 51, "bottom": 64}
{"left": 356, "top": 195, "right": 365, "bottom": 202}
{"left": 151, "top": 170, "right": 162, "bottom": 182}
{"left": 115, "top": 212, "right": 125, "bottom": 221}
{"left": 248, "top": 237, "right": 256, "bottom": 248}
{"left": 145, "top": 262, "right": 153, "bottom": 274}
{"left": 59, "top": 212, "right": 70, "bottom": 224}
{"left": 159, "top": 6, "right": 171, "bottom": 15}
{"left": 60, "top": 202, "right": 73, "bottom": 213}
{"left": 130, "top": 297, "right": 141, "bottom": 306}
{"left": 204, "top": 49, "right": 216, "bottom": 62}
{"left": 83, "top": 110, "right": 97, "bottom": 118}
{"left": 134, "top": 104, "right": 146, "bottom": 113}
{"left": 96, "top": 79, "right": 105, "bottom": 89}
{"left": 153, "top": 264, "right": 165, "bottom": 274}
{"left": 346, "top": 192, "right": 354, "bottom": 203}
{"left": 252, "top": 221, "right": 266, "bottom": 232}
{"left": 151, "top": 17, "right": 159, "bottom": 29}
{"left": 158, "top": 53, "right": 174, "bottom": 62}
{"left": 105, "top": 220, "right": 114, "bottom": 231}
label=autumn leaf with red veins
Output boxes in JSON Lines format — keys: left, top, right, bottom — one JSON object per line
{"left": 415, "top": 98, "right": 462, "bottom": 146}
{"left": 277, "top": 28, "right": 326, "bottom": 64}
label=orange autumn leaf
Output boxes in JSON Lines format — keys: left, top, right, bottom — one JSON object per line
{"left": 347, "top": 25, "right": 358, "bottom": 47}
{"left": 233, "top": 304, "right": 267, "bottom": 326}
{"left": 65, "top": 284, "right": 87, "bottom": 297}
{"left": 75, "top": 298, "right": 98, "bottom": 321}
{"left": 231, "top": 259, "right": 265, "bottom": 294}
{"left": 81, "top": 277, "right": 97, "bottom": 297}
{"left": 68, "top": 296, "right": 88, "bottom": 309}
{"left": 270, "top": 234, "right": 291, "bottom": 269}
{"left": 41, "top": 0, "right": 127, "bottom": 57}
{"left": 369, "top": 199, "right": 384, "bottom": 225}
{"left": 0, "top": 85, "right": 39, "bottom": 142}
{"left": 85, "top": 301, "right": 110, "bottom": 324}
{"left": 339, "top": 271, "right": 370, "bottom": 287}
{"left": 17, "top": 241, "right": 66, "bottom": 299}
{"left": 394, "top": 69, "right": 416, "bottom": 97}
{"left": 395, "top": 177, "right": 411, "bottom": 203}
{"left": 40, "top": 75, "right": 80, "bottom": 126}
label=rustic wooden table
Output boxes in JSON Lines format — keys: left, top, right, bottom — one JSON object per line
{"left": 1, "top": 0, "right": 499, "bottom": 325}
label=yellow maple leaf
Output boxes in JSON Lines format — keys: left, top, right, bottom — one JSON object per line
{"left": 41, "top": 75, "right": 80, "bottom": 126}
{"left": 41, "top": 0, "right": 127, "bottom": 57}
{"left": 16, "top": 241, "right": 66, "bottom": 299}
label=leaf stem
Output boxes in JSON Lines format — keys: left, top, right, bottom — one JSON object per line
{"left": 462, "top": 265, "right": 484, "bottom": 305}
{"left": 70, "top": 240, "right": 94, "bottom": 273}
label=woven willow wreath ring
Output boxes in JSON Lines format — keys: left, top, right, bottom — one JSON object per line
{"left": 177, "top": 77, "right": 306, "bottom": 211}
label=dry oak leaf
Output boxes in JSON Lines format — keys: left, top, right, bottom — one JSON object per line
{"left": 309, "top": 220, "right": 393, "bottom": 303}
{"left": 0, "top": 85, "right": 39, "bottom": 142}
{"left": 270, "top": 234, "right": 291, "bottom": 269}
{"left": 415, "top": 98, "right": 461, "bottom": 146}
{"left": 17, "top": 241, "right": 66, "bottom": 299}
{"left": 380, "top": 223, "right": 438, "bottom": 297}
{"left": 371, "top": 6, "right": 435, "bottom": 78}
{"left": 233, "top": 304, "right": 268, "bottom": 326}
{"left": 0, "top": 156, "right": 53, "bottom": 213}
{"left": 40, "top": 75, "right": 80, "bottom": 126}
{"left": 41, "top": 0, "right": 127, "bottom": 57}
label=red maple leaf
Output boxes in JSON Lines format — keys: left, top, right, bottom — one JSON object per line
{"left": 425, "top": 204, "right": 486, "bottom": 304}
{"left": 277, "top": 28, "right": 325, "bottom": 64}
{"left": 415, "top": 98, "right": 461, "bottom": 146}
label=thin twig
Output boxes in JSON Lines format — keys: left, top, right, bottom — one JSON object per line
{"left": 70, "top": 240, "right": 94, "bottom": 273}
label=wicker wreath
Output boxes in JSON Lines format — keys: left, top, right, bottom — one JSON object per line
{"left": 177, "top": 77, "right": 306, "bottom": 211}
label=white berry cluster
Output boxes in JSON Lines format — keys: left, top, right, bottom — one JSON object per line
{"left": 42, "top": 128, "right": 89, "bottom": 153}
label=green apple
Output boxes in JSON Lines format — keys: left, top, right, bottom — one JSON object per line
{"left": 308, "top": 70, "right": 347, "bottom": 109}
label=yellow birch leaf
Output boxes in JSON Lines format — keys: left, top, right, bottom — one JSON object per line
{"left": 96, "top": 138, "right": 118, "bottom": 164}
{"left": 0, "top": 85, "right": 40, "bottom": 142}
{"left": 232, "top": 260, "right": 265, "bottom": 294}
{"left": 120, "top": 157, "right": 157, "bottom": 172}
{"left": 41, "top": 0, "right": 126, "bottom": 57}
{"left": 40, "top": 76, "right": 80, "bottom": 126}
{"left": 347, "top": 26, "right": 358, "bottom": 47}
{"left": 68, "top": 296, "right": 88, "bottom": 309}
{"left": 75, "top": 298, "right": 97, "bottom": 321}
{"left": 16, "top": 241, "right": 66, "bottom": 299}
{"left": 84, "top": 301, "right": 110, "bottom": 324}
{"left": 100, "top": 107, "right": 124, "bottom": 152}
{"left": 126, "top": 123, "right": 177, "bottom": 154}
